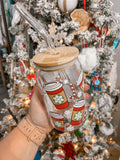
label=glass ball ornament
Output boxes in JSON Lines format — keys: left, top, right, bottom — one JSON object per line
{"left": 58, "top": 0, "right": 78, "bottom": 13}
{"left": 33, "top": 46, "right": 87, "bottom": 132}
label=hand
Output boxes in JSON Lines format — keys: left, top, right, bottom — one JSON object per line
{"left": 29, "top": 84, "right": 53, "bottom": 134}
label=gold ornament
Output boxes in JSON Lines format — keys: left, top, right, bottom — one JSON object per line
{"left": 71, "top": 9, "right": 91, "bottom": 33}
{"left": 18, "top": 82, "right": 33, "bottom": 95}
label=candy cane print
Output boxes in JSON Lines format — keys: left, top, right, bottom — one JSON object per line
{"left": 69, "top": 83, "right": 76, "bottom": 99}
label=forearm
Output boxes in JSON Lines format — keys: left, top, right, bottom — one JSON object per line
{"left": 0, "top": 85, "right": 52, "bottom": 160}
{"left": 0, "top": 127, "right": 38, "bottom": 160}
{"left": 0, "top": 115, "right": 46, "bottom": 160}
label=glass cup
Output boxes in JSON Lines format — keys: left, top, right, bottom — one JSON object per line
{"left": 35, "top": 58, "right": 86, "bottom": 132}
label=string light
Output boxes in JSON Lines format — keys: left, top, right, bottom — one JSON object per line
{"left": 90, "top": 101, "right": 96, "bottom": 108}
{"left": 84, "top": 129, "right": 89, "bottom": 135}
{"left": 24, "top": 98, "right": 31, "bottom": 107}
{"left": 96, "top": 120, "right": 100, "bottom": 124}
{"left": 58, "top": 149, "right": 64, "bottom": 153}
{"left": 108, "top": 137, "right": 115, "bottom": 145}
{"left": 6, "top": 115, "right": 13, "bottom": 120}
{"left": 108, "top": 83, "right": 111, "bottom": 87}
{"left": 74, "top": 144, "right": 78, "bottom": 149}
{"left": 104, "top": 149, "right": 109, "bottom": 156}
{"left": 91, "top": 136, "right": 97, "bottom": 144}
{"left": 13, "top": 122, "right": 17, "bottom": 126}
{"left": 30, "top": 66, "right": 35, "bottom": 74}
{"left": 99, "top": 137, "right": 106, "bottom": 143}
{"left": 25, "top": 99, "right": 31, "bottom": 104}
{"left": 59, "top": 39, "right": 64, "bottom": 44}
{"left": 60, "top": 150, "right": 64, "bottom": 153}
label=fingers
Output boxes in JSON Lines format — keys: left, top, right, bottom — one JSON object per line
{"left": 84, "top": 84, "right": 90, "bottom": 92}
{"left": 85, "top": 93, "right": 90, "bottom": 100}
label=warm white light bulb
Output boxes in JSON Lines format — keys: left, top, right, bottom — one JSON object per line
{"left": 91, "top": 136, "right": 97, "bottom": 144}
{"left": 74, "top": 144, "right": 78, "bottom": 149}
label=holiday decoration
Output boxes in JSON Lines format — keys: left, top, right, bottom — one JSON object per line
{"left": 112, "top": 38, "right": 119, "bottom": 50}
{"left": 78, "top": 47, "right": 98, "bottom": 72}
{"left": 90, "top": 72, "right": 102, "bottom": 92}
{"left": 58, "top": 0, "right": 78, "bottom": 13}
{"left": 77, "top": 0, "right": 91, "bottom": 10}
{"left": 62, "top": 141, "right": 75, "bottom": 160}
{"left": 71, "top": 9, "right": 91, "bottom": 32}
{"left": 89, "top": 2, "right": 100, "bottom": 13}
{"left": 83, "top": 0, "right": 86, "bottom": 10}
{"left": 15, "top": 2, "right": 54, "bottom": 49}
{"left": 18, "top": 60, "right": 27, "bottom": 74}
{"left": 96, "top": 93, "right": 113, "bottom": 112}
{"left": 99, "top": 123, "right": 114, "bottom": 136}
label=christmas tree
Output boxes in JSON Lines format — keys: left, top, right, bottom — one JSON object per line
{"left": 0, "top": 0, "right": 120, "bottom": 159}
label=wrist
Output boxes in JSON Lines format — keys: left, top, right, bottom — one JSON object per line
{"left": 17, "top": 115, "right": 46, "bottom": 146}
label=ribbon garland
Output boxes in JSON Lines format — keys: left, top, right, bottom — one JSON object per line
{"left": 83, "top": 0, "right": 86, "bottom": 10}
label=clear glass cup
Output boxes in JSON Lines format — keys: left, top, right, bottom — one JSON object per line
{"left": 35, "top": 56, "right": 86, "bottom": 132}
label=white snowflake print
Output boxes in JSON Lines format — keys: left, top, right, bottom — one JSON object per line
{"left": 55, "top": 121, "right": 62, "bottom": 128}
{"left": 74, "top": 111, "right": 82, "bottom": 121}
{"left": 53, "top": 95, "right": 64, "bottom": 104}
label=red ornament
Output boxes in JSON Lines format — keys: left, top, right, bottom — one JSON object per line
{"left": 82, "top": 43, "right": 88, "bottom": 48}
{"left": 18, "top": 60, "right": 26, "bottom": 74}
{"left": 62, "top": 141, "right": 75, "bottom": 160}
{"left": 27, "top": 73, "right": 37, "bottom": 81}
{"left": 22, "top": 43, "right": 26, "bottom": 48}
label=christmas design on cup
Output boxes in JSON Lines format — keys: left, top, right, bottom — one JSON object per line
{"left": 71, "top": 100, "right": 85, "bottom": 125}
{"left": 82, "top": 110, "right": 88, "bottom": 124}
{"left": 76, "top": 71, "right": 84, "bottom": 91}
{"left": 50, "top": 112, "right": 64, "bottom": 131}
{"left": 45, "top": 82, "right": 69, "bottom": 109}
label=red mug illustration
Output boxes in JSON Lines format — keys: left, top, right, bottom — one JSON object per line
{"left": 71, "top": 100, "right": 85, "bottom": 125}
{"left": 45, "top": 82, "right": 69, "bottom": 109}
{"left": 50, "top": 112, "right": 64, "bottom": 131}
